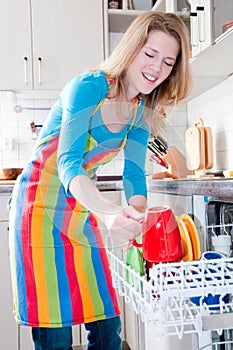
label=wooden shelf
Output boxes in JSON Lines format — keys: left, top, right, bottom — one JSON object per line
{"left": 108, "top": 9, "right": 145, "bottom": 32}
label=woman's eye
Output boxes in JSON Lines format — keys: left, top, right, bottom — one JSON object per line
{"left": 145, "top": 52, "right": 154, "bottom": 58}
{"left": 164, "top": 61, "right": 173, "bottom": 67}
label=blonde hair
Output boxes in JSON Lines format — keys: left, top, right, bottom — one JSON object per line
{"left": 100, "top": 11, "right": 192, "bottom": 135}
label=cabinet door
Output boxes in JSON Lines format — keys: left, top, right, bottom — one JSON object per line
{"left": 190, "top": 0, "right": 212, "bottom": 58}
{"left": 31, "top": 0, "right": 104, "bottom": 90}
{"left": 0, "top": 221, "right": 18, "bottom": 350}
{"left": 0, "top": 0, "right": 33, "bottom": 90}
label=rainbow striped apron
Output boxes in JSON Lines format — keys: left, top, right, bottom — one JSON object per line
{"left": 9, "top": 97, "right": 139, "bottom": 327}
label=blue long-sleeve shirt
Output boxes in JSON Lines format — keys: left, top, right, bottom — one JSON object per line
{"left": 37, "top": 70, "right": 150, "bottom": 201}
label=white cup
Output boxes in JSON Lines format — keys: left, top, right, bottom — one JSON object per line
{"left": 212, "top": 235, "right": 232, "bottom": 257}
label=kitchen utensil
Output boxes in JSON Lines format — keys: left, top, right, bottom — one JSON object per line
{"left": 149, "top": 153, "right": 168, "bottom": 168}
{"left": 190, "top": 251, "right": 230, "bottom": 309}
{"left": 0, "top": 168, "right": 23, "bottom": 180}
{"left": 132, "top": 206, "right": 182, "bottom": 263}
{"left": 148, "top": 140, "right": 165, "bottom": 157}
{"left": 178, "top": 214, "right": 201, "bottom": 260}
{"left": 156, "top": 135, "right": 169, "bottom": 150}
{"left": 185, "top": 118, "right": 214, "bottom": 177}
{"left": 204, "top": 126, "right": 213, "bottom": 169}
{"left": 202, "top": 250, "right": 225, "bottom": 262}
{"left": 185, "top": 120, "right": 205, "bottom": 170}
{"left": 212, "top": 235, "right": 232, "bottom": 257}
{"left": 177, "top": 217, "right": 194, "bottom": 261}
{"left": 152, "top": 136, "right": 168, "bottom": 154}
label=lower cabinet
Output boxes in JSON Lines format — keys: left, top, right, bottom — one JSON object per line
{"left": 19, "top": 326, "right": 33, "bottom": 349}
{"left": 144, "top": 323, "right": 199, "bottom": 350}
{"left": 0, "top": 219, "right": 18, "bottom": 350}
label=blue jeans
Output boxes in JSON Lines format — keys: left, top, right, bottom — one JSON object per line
{"left": 32, "top": 316, "right": 122, "bottom": 350}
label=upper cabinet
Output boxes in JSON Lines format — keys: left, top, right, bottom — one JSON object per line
{"left": 0, "top": 0, "right": 104, "bottom": 91}
{"left": 104, "top": 0, "right": 233, "bottom": 100}
{"left": 189, "top": 0, "right": 233, "bottom": 99}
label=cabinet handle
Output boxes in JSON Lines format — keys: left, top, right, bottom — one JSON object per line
{"left": 23, "top": 57, "right": 28, "bottom": 84}
{"left": 190, "top": 12, "right": 198, "bottom": 47}
{"left": 38, "top": 57, "right": 42, "bottom": 84}
{"left": 197, "top": 6, "right": 205, "bottom": 42}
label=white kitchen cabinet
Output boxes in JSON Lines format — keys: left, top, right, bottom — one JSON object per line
{"left": 0, "top": 194, "right": 18, "bottom": 350}
{"left": 0, "top": 0, "right": 104, "bottom": 91}
{"left": 189, "top": 0, "right": 212, "bottom": 58}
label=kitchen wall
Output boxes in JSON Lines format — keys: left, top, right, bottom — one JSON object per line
{"left": 0, "top": 72, "right": 232, "bottom": 173}
{"left": 0, "top": 90, "right": 187, "bottom": 175}
{"left": 0, "top": 91, "right": 57, "bottom": 169}
{"left": 187, "top": 73, "right": 233, "bottom": 172}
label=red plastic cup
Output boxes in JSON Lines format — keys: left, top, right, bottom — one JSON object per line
{"left": 133, "top": 206, "right": 182, "bottom": 263}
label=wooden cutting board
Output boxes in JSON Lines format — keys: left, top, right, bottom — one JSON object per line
{"left": 185, "top": 118, "right": 213, "bottom": 173}
{"left": 185, "top": 124, "right": 205, "bottom": 170}
{"left": 204, "top": 126, "right": 213, "bottom": 169}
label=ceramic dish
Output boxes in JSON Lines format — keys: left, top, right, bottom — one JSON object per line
{"left": 177, "top": 218, "right": 193, "bottom": 261}
{"left": 179, "top": 214, "right": 201, "bottom": 260}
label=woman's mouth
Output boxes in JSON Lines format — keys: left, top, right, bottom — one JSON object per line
{"left": 142, "top": 72, "right": 157, "bottom": 83}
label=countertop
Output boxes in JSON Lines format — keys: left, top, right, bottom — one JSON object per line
{"left": 1, "top": 177, "right": 233, "bottom": 199}
{"left": 96, "top": 177, "right": 233, "bottom": 199}
{"left": 0, "top": 180, "right": 15, "bottom": 194}
{"left": 146, "top": 177, "right": 233, "bottom": 199}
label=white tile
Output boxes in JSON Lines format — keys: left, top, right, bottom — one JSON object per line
{"left": 1, "top": 111, "right": 18, "bottom": 128}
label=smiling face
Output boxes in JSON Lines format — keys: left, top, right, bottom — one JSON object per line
{"left": 125, "top": 30, "right": 180, "bottom": 100}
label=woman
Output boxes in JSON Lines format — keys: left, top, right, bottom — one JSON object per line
{"left": 9, "top": 11, "right": 192, "bottom": 350}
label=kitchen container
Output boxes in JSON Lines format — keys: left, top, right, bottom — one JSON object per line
{"left": 0, "top": 168, "right": 23, "bottom": 180}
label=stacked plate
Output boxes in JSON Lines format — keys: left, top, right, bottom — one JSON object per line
{"left": 176, "top": 214, "right": 201, "bottom": 261}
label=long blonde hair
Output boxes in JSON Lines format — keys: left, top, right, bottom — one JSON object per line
{"left": 100, "top": 11, "right": 192, "bottom": 134}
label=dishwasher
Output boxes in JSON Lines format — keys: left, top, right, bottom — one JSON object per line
{"left": 203, "top": 198, "right": 233, "bottom": 350}
{"left": 107, "top": 194, "right": 233, "bottom": 350}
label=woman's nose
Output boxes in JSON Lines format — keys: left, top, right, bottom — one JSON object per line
{"left": 151, "top": 60, "right": 162, "bottom": 72}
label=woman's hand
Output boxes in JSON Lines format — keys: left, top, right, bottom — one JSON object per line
{"left": 69, "top": 175, "right": 146, "bottom": 249}
{"left": 104, "top": 206, "right": 145, "bottom": 249}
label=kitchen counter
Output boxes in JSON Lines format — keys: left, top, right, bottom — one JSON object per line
{"left": 1, "top": 178, "right": 233, "bottom": 199}
{"left": 96, "top": 177, "right": 233, "bottom": 199}
{"left": 0, "top": 180, "right": 15, "bottom": 194}
{"left": 147, "top": 177, "right": 233, "bottom": 199}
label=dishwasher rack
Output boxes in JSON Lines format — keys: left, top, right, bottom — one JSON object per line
{"left": 199, "top": 340, "right": 233, "bottom": 350}
{"left": 107, "top": 249, "right": 233, "bottom": 340}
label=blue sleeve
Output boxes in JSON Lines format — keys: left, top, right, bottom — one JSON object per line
{"left": 123, "top": 113, "right": 150, "bottom": 202}
{"left": 57, "top": 71, "right": 108, "bottom": 193}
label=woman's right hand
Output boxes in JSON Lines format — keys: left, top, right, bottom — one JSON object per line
{"left": 104, "top": 206, "right": 145, "bottom": 249}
